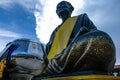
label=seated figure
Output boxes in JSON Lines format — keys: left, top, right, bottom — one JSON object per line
{"left": 42, "top": 1, "right": 116, "bottom": 76}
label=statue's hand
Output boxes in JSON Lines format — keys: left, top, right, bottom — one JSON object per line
{"left": 80, "top": 26, "right": 89, "bottom": 35}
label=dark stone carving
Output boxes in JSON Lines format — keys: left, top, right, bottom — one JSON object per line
{"left": 44, "top": 1, "right": 116, "bottom": 76}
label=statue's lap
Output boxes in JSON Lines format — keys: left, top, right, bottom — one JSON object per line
{"left": 69, "top": 30, "right": 116, "bottom": 72}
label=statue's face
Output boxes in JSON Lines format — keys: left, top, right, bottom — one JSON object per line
{"left": 56, "top": 1, "right": 72, "bottom": 18}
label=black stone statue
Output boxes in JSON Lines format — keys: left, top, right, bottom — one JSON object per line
{"left": 43, "top": 1, "right": 116, "bottom": 76}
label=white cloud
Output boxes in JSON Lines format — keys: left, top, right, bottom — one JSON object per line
{"left": 0, "top": 0, "right": 85, "bottom": 43}
{"left": 34, "top": 0, "right": 85, "bottom": 44}
{"left": 0, "top": 29, "right": 22, "bottom": 38}
{"left": 0, "top": 0, "right": 39, "bottom": 13}
{"left": 16, "top": 0, "right": 39, "bottom": 13}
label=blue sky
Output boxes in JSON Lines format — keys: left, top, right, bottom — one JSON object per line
{"left": 0, "top": 0, "right": 120, "bottom": 65}
{"left": 0, "top": 4, "right": 37, "bottom": 39}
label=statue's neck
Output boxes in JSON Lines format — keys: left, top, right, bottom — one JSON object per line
{"left": 61, "top": 15, "right": 71, "bottom": 22}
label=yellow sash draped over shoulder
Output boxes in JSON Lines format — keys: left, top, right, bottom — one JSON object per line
{"left": 48, "top": 16, "right": 78, "bottom": 59}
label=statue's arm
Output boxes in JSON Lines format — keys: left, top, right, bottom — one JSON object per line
{"left": 42, "top": 44, "right": 73, "bottom": 76}
{"left": 74, "top": 13, "right": 97, "bottom": 35}
{"left": 82, "top": 13, "right": 97, "bottom": 31}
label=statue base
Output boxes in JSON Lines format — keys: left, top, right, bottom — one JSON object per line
{"left": 33, "top": 71, "right": 120, "bottom": 80}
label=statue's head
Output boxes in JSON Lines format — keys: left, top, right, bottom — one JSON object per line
{"left": 56, "top": 1, "right": 74, "bottom": 18}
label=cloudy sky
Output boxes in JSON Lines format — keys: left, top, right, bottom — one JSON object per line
{"left": 0, "top": 0, "right": 119, "bottom": 65}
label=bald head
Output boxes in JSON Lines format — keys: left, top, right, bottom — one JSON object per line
{"left": 56, "top": 1, "right": 74, "bottom": 18}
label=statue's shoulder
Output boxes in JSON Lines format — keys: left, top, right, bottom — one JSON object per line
{"left": 79, "top": 13, "right": 88, "bottom": 18}
{"left": 72, "top": 13, "right": 88, "bottom": 19}
{"left": 80, "top": 13, "right": 87, "bottom": 16}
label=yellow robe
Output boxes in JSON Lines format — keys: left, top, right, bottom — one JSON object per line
{"left": 48, "top": 16, "right": 78, "bottom": 59}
